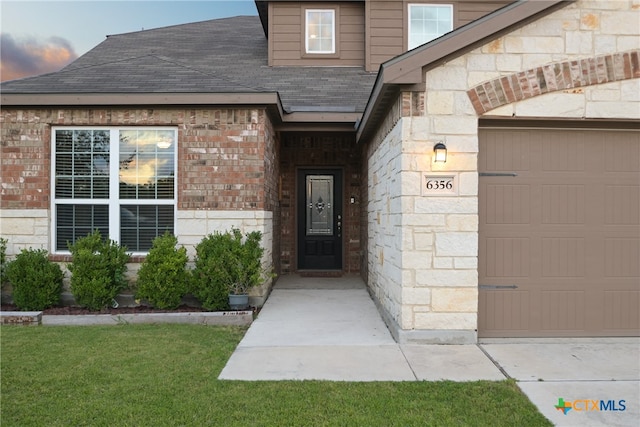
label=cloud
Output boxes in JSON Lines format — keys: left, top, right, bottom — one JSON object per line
{"left": 1, "top": 33, "right": 78, "bottom": 81}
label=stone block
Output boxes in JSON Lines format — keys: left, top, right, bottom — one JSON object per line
{"left": 467, "top": 53, "right": 497, "bottom": 71}
{"left": 415, "top": 269, "right": 477, "bottom": 287}
{"left": 403, "top": 213, "right": 446, "bottom": 226}
{"left": 1, "top": 311, "right": 42, "bottom": 325}
{"left": 433, "top": 256, "right": 453, "bottom": 269}
{"left": 446, "top": 215, "right": 478, "bottom": 231}
{"left": 402, "top": 287, "right": 431, "bottom": 305}
{"left": 426, "top": 91, "right": 454, "bottom": 115}
{"left": 415, "top": 197, "right": 476, "bottom": 214}
{"left": 426, "top": 66, "right": 468, "bottom": 90}
{"left": 431, "top": 288, "right": 478, "bottom": 312}
{"left": 435, "top": 232, "right": 477, "bottom": 257}
{"left": 586, "top": 101, "right": 640, "bottom": 119}
{"left": 414, "top": 312, "right": 477, "bottom": 330}
{"left": 496, "top": 54, "right": 523, "bottom": 72}
{"left": 514, "top": 92, "right": 585, "bottom": 117}
{"left": 601, "top": 11, "right": 640, "bottom": 34}
{"left": 621, "top": 80, "right": 640, "bottom": 102}
{"left": 457, "top": 172, "right": 478, "bottom": 196}
{"left": 401, "top": 171, "right": 422, "bottom": 196}
{"left": 0, "top": 217, "right": 35, "bottom": 234}
{"left": 505, "top": 36, "right": 565, "bottom": 54}
{"left": 432, "top": 116, "right": 478, "bottom": 135}
{"left": 413, "top": 231, "right": 434, "bottom": 250}
{"left": 594, "top": 35, "right": 617, "bottom": 54}
{"left": 401, "top": 250, "right": 432, "bottom": 270}
{"left": 566, "top": 31, "right": 593, "bottom": 54}
{"left": 454, "top": 257, "right": 478, "bottom": 269}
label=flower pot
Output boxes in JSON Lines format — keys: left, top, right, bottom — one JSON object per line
{"left": 228, "top": 294, "right": 249, "bottom": 311}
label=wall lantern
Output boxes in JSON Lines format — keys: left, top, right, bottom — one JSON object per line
{"left": 433, "top": 142, "right": 447, "bottom": 163}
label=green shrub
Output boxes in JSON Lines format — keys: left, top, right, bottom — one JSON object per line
{"left": 135, "top": 232, "right": 189, "bottom": 309}
{"left": 0, "top": 237, "right": 8, "bottom": 285}
{"left": 67, "top": 230, "right": 129, "bottom": 311}
{"left": 5, "top": 248, "right": 63, "bottom": 310}
{"left": 191, "top": 228, "right": 266, "bottom": 311}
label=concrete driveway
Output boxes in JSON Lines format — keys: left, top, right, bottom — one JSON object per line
{"left": 480, "top": 339, "right": 640, "bottom": 427}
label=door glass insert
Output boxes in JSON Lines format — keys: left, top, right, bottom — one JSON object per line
{"left": 306, "top": 175, "right": 333, "bottom": 235}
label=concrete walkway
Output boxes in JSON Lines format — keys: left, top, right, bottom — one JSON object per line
{"left": 219, "top": 275, "right": 639, "bottom": 426}
{"left": 220, "top": 275, "right": 504, "bottom": 382}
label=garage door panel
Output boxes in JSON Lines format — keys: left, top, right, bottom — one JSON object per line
{"left": 604, "top": 238, "right": 640, "bottom": 277}
{"left": 605, "top": 185, "right": 640, "bottom": 225}
{"left": 542, "top": 133, "right": 585, "bottom": 172}
{"left": 540, "top": 290, "right": 585, "bottom": 331}
{"left": 483, "top": 184, "right": 531, "bottom": 224}
{"left": 479, "top": 127, "right": 639, "bottom": 338}
{"left": 605, "top": 133, "right": 640, "bottom": 172}
{"left": 603, "top": 290, "right": 640, "bottom": 330}
{"left": 481, "top": 237, "right": 531, "bottom": 277}
{"left": 542, "top": 185, "right": 585, "bottom": 224}
{"left": 479, "top": 130, "right": 531, "bottom": 171}
{"left": 479, "top": 290, "right": 531, "bottom": 332}
{"left": 541, "top": 237, "right": 585, "bottom": 277}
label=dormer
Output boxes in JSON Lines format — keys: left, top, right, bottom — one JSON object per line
{"left": 256, "top": 1, "right": 513, "bottom": 71}
{"left": 257, "top": 1, "right": 367, "bottom": 67}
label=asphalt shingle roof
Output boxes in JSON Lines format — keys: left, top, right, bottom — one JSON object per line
{"left": 1, "top": 16, "right": 377, "bottom": 113}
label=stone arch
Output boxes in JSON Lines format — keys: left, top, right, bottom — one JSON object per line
{"left": 467, "top": 49, "right": 640, "bottom": 115}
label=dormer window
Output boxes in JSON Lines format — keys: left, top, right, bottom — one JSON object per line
{"left": 305, "top": 9, "right": 335, "bottom": 54}
{"left": 408, "top": 4, "right": 453, "bottom": 50}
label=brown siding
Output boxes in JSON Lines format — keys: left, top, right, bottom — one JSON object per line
{"left": 270, "top": 2, "right": 365, "bottom": 66}
{"left": 366, "top": 0, "right": 512, "bottom": 71}
{"left": 457, "top": 1, "right": 511, "bottom": 25}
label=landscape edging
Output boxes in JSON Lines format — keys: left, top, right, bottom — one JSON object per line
{"left": 1, "top": 311, "right": 253, "bottom": 326}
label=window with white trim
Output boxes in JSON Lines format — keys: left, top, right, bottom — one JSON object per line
{"left": 306, "top": 9, "right": 335, "bottom": 54}
{"left": 52, "top": 128, "right": 177, "bottom": 253}
{"left": 408, "top": 4, "right": 453, "bottom": 50}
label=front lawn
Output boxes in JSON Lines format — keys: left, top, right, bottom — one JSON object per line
{"left": 1, "top": 325, "right": 551, "bottom": 426}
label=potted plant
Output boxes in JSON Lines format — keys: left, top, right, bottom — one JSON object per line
{"left": 192, "top": 228, "right": 270, "bottom": 311}
{"left": 226, "top": 229, "right": 266, "bottom": 310}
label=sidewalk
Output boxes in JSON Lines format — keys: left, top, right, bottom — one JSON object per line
{"left": 219, "top": 275, "right": 504, "bottom": 381}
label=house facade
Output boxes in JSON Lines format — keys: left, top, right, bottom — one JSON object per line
{"left": 1, "top": 0, "right": 638, "bottom": 343}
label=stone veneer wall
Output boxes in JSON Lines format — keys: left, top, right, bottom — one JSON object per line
{"left": 367, "top": 0, "right": 640, "bottom": 344}
{"left": 0, "top": 107, "right": 279, "bottom": 304}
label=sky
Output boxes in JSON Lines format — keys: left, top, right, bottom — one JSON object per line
{"left": 0, "top": 0, "right": 259, "bottom": 81}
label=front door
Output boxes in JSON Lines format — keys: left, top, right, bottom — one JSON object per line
{"left": 297, "top": 169, "right": 343, "bottom": 270}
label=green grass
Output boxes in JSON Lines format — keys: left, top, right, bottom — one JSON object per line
{"left": 1, "top": 325, "right": 552, "bottom": 426}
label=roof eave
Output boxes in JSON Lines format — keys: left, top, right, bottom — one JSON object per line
{"left": 1, "top": 92, "right": 361, "bottom": 131}
{"left": 0, "top": 92, "right": 281, "bottom": 107}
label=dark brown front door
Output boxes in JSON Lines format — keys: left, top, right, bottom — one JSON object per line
{"left": 297, "top": 169, "right": 343, "bottom": 270}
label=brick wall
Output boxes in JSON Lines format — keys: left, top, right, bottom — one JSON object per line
{"left": 0, "top": 107, "right": 279, "bottom": 267}
{"left": 1, "top": 108, "right": 274, "bottom": 211}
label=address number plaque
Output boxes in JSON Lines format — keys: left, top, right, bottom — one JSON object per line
{"left": 422, "top": 173, "right": 458, "bottom": 196}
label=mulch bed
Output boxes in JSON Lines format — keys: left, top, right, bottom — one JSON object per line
{"left": 0, "top": 304, "right": 211, "bottom": 315}
{"left": 1, "top": 304, "right": 259, "bottom": 315}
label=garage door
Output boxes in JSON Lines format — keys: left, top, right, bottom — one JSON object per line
{"left": 478, "top": 125, "right": 640, "bottom": 338}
